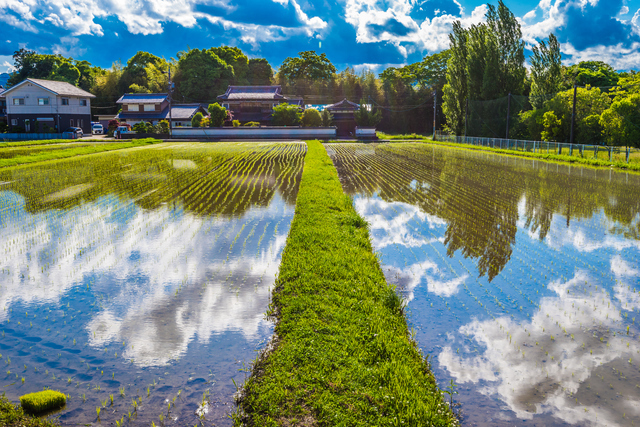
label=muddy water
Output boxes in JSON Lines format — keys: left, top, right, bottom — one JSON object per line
{"left": 328, "top": 143, "right": 640, "bottom": 426}
{"left": 0, "top": 142, "right": 305, "bottom": 426}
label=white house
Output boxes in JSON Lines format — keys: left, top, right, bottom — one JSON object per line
{"left": 4, "top": 78, "right": 95, "bottom": 134}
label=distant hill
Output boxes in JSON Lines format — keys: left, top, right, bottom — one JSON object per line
{"left": 0, "top": 73, "right": 10, "bottom": 88}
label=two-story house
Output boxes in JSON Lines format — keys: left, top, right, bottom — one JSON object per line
{"left": 4, "top": 78, "right": 95, "bottom": 134}
{"left": 115, "top": 93, "right": 208, "bottom": 128}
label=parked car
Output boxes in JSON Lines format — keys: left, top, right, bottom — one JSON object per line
{"left": 92, "top": 123, "right": 104, "bottom": 134}
{"left": 64, "top": 127, "right": 83, "bottom": 138}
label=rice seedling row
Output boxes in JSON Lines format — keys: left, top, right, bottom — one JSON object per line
{"left": 0, "top": 142, "right": 305, "bottom": 426}
{"left": 327, "top": 142, "right": 640, "bottom": 426}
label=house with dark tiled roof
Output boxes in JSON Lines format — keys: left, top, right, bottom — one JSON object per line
{"left": 326, "top": 98, "right": 359, "bottom": 137}
{"left": 4, "top": 78, "right": 95, "bottom": 133}
{"left": 217, "top": 85, "right": 303, "bottom": 125}
{"left": 115, "top": 93, "right": 208, "bottom": 127}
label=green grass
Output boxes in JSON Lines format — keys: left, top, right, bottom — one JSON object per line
{"left": 0, "top": 393, "right": 59, "bottom": 426}
{"left": 0, "top": 138, "right": 109, "bottom": 148}
{"left": 377, "top": 132, "right": 432, "bottom": 141}
{"left": 234, "top": 140, "right": 457, "bottom": 426}
{"left": 0, "top": 139, "right": 162, "bottom": 168}
{"left": 429, "top": 138, "right": 640, "bottom": 172}
{"left": 19, "top": 391, "right": 65, "bottom": 414}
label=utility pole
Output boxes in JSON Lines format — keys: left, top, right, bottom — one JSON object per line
{"left": 570, "top": 85, "right": 577, "bottom": 144}
{"left": 433, "top": 90, "right": 437, "bottom": 140}
{"left": 505, "top": 93, "right": 511, "bottom": 139}
{"left": 168, "top": 67, "right": 173, "bottom": 138}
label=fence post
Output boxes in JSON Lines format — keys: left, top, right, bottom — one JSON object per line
{"left": 570, "top": 143, "right": 573, "bottom": 156}
{"left": 595, "top": 145, "right": 598, "bottom": 159}
{"left": 464, "top": 98, "right": 469, "bottom": 139}
{"left": 433, "top": 90, "right": 437, "bottom": 141}
{"left": 505, "top": 93, "right": 511, "bottom": 139}
{"left": 627, "top": 147, "right": 630, "bottom": 163}
{"left": 609, "top": 147, "right": 612, "bottom": 162}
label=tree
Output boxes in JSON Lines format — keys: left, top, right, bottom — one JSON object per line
{"left": 191, "top": 112, "right": 204, "bottom": 128}
{"left": 271, "top": 103, "right": 302, "bottom": 126}
{"left": 279, "top": 51, "right": 336, "bottom": 82}
{"left": 529, "top": 34, "right": 562, "bottom": 109}
{"left": 442, "top": 21, "right": 468, "bottom": 135}
{"left": 301, "top": 109, "right": 322, "bottom": 127}
{"left": 158, "top": 120, "right": 170, "bottom": 134}
{"left": 49, "top": 61, "right": 81, "bottom": 85}
{"left": 354, "top": 100, "right": 382, "bottom": 127}
{"left": 248, "top": 58, "right": 273, "bottom": 85}
{"left": 600, "top": 93, "right": 640, "bottom": 147}
{"left": 562, "top": 61, "right": 619, "bottom": 89}
{"left": 133, "top": 122, "right": 149, "bottom": 133}
{"left": 211, "top": 46, "right": 249, "bottom": 84}
{"left": 174, "top": 49, "right": 234, "bottom": 102}
{"left": 121, "top": 51, "right": 163, "bottom": 93}
{"left": 321, "top": 109, "right": 333, "bottom": 127}
{"left": 207, "top": 103, "right": 227, "bottom": 127}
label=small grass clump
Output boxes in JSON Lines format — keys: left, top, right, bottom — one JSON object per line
{"left": 19, "top": 390, "right": 66, "bottom": 414}
{"left": 234, "top": 141, "right": 457, "bottom": 426}
{"left": 378, "top": 131, "right": 432, "bottom": 140}
{"left": 0, "top": 393, "right": 59, "bottom": 426}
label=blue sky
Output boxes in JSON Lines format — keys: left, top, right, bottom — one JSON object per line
{"left": 0, "top": 0, "right": 639, "bottom": 74}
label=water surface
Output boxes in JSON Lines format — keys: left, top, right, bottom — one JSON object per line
{"left": 0, "top": 142, "right": 305, "bottom": 425}
{"left": 328, "top": 143, "right": 640, "bottom": 426}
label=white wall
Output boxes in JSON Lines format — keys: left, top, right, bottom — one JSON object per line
{"left": 172, "top": 127, "right": 336, "bottom": 139}
{"left": 6, "top": 83, "right": 91, "bottom": 115}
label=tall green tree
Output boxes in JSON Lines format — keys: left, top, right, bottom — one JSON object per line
{"left": 600, "top": 93, "right": 640, "bottom": 147}
{"left": 442, "top": 21, "right": 468, "bottom": 135}
{"left": 529, "top": 33, "right": 561, "bottom": 109}
{"left": 211, "top": 46, "right": 249, "bottom": 84}
{"left": 279, "top": 51, "right": 336, "bottom": 82}
{"left": 174, "top": 48, "right": 234, "bottom": 102}
{"left": 247, "top": 58, "right": 273, "bottom": 85}
{"left": 486, "top": 0, "right": 525, "bottom": 96}
{"left": 121, "top": 51, "right": 163, "bottom": 93}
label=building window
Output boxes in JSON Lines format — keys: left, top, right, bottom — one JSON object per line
{"left": 11, "top": 119, "right": 17, "bottom": 126}
{"left": 13, "top": 98, "right": 25, "bottom": 105}
{"left": 144, "top": 104, "right": 155, "bottom": 111}
{"left": 222, "top": 103, "right": 229, "bottom": 109}
{"left": 78, "top": 119, "right": 83, "bottom": 128}
{"left": 38, "top": 98, "right": 49, "bottom": 106}
{"left": 80, "top": 99, "right": 87, "bottom": 106}
{"left": 61, "top": 98, "right": 69, "bottom": 106}
{"left": 70, "top": 119, "right": 74, "bottom": 127}
{"left": 128, "top": 104, "right": 139, "bottom": 112}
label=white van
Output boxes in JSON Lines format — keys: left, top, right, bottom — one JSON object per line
{"left": 92, "top": 123, "right": 104, "bottom": 134}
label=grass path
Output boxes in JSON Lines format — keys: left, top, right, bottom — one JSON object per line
{"left": 0, "top": 139, "right": 162, "bottom": 168}
{"left": 234, "top": 140, "right": 456, "bottom": 426}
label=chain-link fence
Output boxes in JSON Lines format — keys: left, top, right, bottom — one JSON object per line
{"left": 435, "top": 131, "right": 640, "bottom": 164}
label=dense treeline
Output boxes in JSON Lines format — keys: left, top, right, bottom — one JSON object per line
{"left": 5, "top": 0, "right": 638, "bottom": 140}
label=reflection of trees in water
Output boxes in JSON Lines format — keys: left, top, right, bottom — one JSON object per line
{"left": 330, "top": 143, "right": 640, "bottom": 281}
{"left": 0, "top": 144, "right": 305, "bottom": 218}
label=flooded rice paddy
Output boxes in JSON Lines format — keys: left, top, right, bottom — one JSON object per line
{"left": 0, "top": 142, "right": 305, "bottom": 425}
{"left": 328, "top": 143, "right": 640, "bottom": 426}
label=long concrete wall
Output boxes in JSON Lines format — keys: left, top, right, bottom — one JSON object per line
{"left": 171, "top": 126, "right": 336, "bottom": 139}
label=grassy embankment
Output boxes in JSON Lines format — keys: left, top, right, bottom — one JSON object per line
{"left": 0, "top": 138, "right": 109, "bottom": 148}
{"left": 0, "top": 139, "right": 162, "bottom": 168}
{"left": 424, "top": 138, "right": 640, "bottom": 172}
{"left": 377, "top": 132, "right": 431, "bottom": 141}
{"left": 234, "top": 141, "right": 456, "bottom": 426}
{"left": 0, "top": 394, "right": 59, "bottom": 427}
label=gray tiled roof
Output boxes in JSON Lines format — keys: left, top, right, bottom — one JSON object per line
{"left": 117, "top": 93, "right": 168, "bottom": 104}
{"left": 116, "top": 104, "right": 206, "bottom": 121}
{"left": 26, "top": 78, "right": 96, "bottom": 97}
{"left": 218, "top": 85, "right": 285, "bottom": 101}
{"left": 326, "top": 98, "right": 359, "bottom": 110}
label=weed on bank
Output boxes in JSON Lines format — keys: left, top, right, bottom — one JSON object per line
{"left": 234, "top": 141, "right": 457, "bottom": 426}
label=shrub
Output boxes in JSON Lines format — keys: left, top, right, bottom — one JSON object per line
{"left": 232, "top": 120, "right": 241, "bottom": 127}
{"left": 207, "top": 103, "right": 228, "bottom": 127}
{"left": 354, "top": 99, "right": 382, "bottom": 127}
{"left": 132, "top": 122, "right": 148, "bottom": 133}
{"left": 301, "top": 109, "right": 322, "bottom": 127}
{"left": 200, "top": 117, "right": 211, "bottom": 127}
{"left": 272, "top": 103, "right": 302, "bottom": 126}
{"left": 0, "top": 122, "right": 9, "bottom": 133}
{"left": 321, "top": 109, "right": 333, "bottom": 127}
{"left": 158, "top": 120, "right": 170, "bottom": 134}
{"left": 243, "top": 121, "right": 260, "bottom": 127}
{"left": 191, "top": 112, "right": 204, "bottom": 128}
{"left": 20, "top": 390, "right": 66, "bottom": 414}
